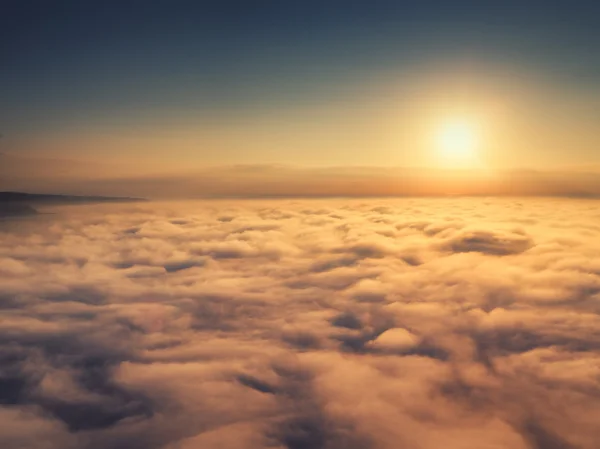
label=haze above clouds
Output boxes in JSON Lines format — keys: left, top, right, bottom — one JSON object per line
{"left": 1, "top": 198, "right": 600, "bottom": 449}
{"left": 3, "top": 152, "right": 600, "bottom": 199}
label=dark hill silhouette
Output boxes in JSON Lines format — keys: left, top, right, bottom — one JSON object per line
{"left": 0, "top": 192, "right": 146, "bottom": 218}
{"left": 0, "top": 202, "right": 38, "bottom": 217}
{"left": 0, "top": 191, "right": 145, "bottom": 204}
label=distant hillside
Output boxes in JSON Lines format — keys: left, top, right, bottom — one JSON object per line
{"left": 0, "top": 192, "right": 146, "bottom": 218}
{"left": 0, "top": 202, "right": 38, "bottom": 217}
{"left": 0, "top": 192, "right": 145, "bottom": 204}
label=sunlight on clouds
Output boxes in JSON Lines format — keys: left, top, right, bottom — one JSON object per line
{"left": 1, "top": 198, "right": 600, "bottom": 448}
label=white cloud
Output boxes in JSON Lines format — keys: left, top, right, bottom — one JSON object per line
{"left": 1, "top": 197, "right": 600, "bottom": 448}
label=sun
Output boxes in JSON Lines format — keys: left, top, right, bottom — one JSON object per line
{"left": 435, "top": 119, "right": 480, "bottom": 167}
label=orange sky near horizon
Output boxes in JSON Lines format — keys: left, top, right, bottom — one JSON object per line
{"left": 5, "top": 63, "right": 600, "bottom": 174}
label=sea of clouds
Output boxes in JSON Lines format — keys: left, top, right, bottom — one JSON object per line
{"left": 1, "top": 198, "right": 600, "bottom": 449}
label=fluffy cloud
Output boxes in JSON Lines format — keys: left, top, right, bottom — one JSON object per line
{"left": 1, "top": 198, "right": 600, "bottom": 448}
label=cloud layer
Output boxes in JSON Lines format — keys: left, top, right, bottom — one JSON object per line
{"left": 1, "top": 198, "right": 600, "bottom": 449}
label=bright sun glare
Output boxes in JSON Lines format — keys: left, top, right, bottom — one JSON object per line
{"left": 435, "top": 119, "right": 480, "bottom": 167}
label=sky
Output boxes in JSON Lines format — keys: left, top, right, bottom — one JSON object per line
{"left": 2, "top": 0, "right": 600, "bottom": 178}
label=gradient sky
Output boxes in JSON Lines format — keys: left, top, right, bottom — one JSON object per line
{"left": 2, "top": 0, "right": 599, "bottom": 170}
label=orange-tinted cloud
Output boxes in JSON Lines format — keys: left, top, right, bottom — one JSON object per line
{"left": 1, "top": 198, "right": 600, "bottom": 448}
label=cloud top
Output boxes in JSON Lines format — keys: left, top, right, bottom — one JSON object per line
{"left": 1, "top": 197, "right": 600, "bottom": 448}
